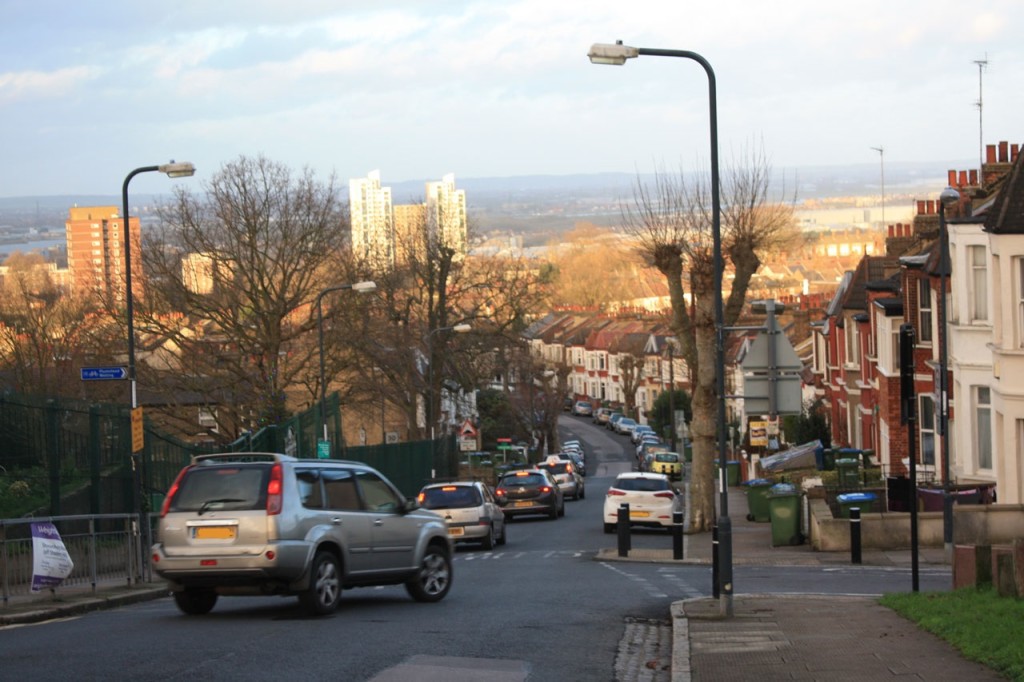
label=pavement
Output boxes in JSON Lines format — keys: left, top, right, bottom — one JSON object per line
{"left": 1, "top": 489, "right": 1004, "bottom": 682}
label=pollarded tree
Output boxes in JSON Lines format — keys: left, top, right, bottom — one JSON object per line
{"left": 141, "top": 155, "right": 364, "bottom": 437}
{"left": 620, "top": 146, "right": 801, "bottom": 531}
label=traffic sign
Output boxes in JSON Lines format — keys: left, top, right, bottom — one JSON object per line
{"left": 81, "top": 366, "right": 128, "bottom": 381}
{"left": 317, "top": 440, "right": 331, "bottom": 459}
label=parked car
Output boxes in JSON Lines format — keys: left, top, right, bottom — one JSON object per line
{"left": 495, "top": 469, "right": 565, "bottom": 520}
{"left": 417, "top": 480, "right": 507, "bottom": 549}
{"left": 572, "top": 400, "right": 594, "bottom": 417}
{"left": 151, "top": 453, "right": 453, "bottom": 616}
{"left": 592, "top": 407, "right": 612, "bottom": 425}
{"left": 538, "top": 457, "right": 585, "bottom": 500}
{"left": 631, "top": 424, "right": 656, "bottom": 444}
{"left": 607, "top": 413, "right": 624, "bottom": 431}
{"left": 602, "top": 472, "right": 680, "bottom": 533}
{"left": 566, "top": 451, "right": 587, "bottom": 477}
{"left": 647, "top": 451, "right": 682, "bottom": 480}
{"left": 615, "top": 417, "right": 638, "bottom": 436}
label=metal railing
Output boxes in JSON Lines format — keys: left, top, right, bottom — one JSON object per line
{"left": 0, "top": 513, "right": 143, "bottom": 607}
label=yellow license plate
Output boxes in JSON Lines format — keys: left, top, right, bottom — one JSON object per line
{"left": 194, "top": 526, "right": 236, "bottom": 540}
{"left": 514, "top": 501, "right": 533, "bottom": 508}
{"left": 448, "top": 527, "right": 465, "bottom": 536}
{"left": 630, "top": 511, "right": 650, "bottom": 518}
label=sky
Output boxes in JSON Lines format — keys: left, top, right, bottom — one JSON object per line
{"left": 1, "top": 0, "right": 1022, "bottom": 198}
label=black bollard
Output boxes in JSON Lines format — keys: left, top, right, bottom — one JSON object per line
{"left": 672, "top": 509, "right": 684, "bottom": 560}
{"left": 617, "top": 503, "right": 631, "bottom": 557}
{"left": 850, "top": 506, "right": 862, "bottom": 565}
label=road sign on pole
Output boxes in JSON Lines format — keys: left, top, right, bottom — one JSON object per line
{"left": 81, "top": 366, "right": 128, "bottom": 381}
{"left": 131, "top": 407, "right": 145, "bottom": 453}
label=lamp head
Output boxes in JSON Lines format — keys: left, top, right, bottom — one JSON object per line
{"left": 351, "top": 281, "right": 377, "bottom": 294}
{"left": 588, "top": 41, "right": 638, "bottom": 65}
{"left": 939, "top": 186, "right": 960, "bottom": 207}
{"left": 452, "top": 323, "right": 472, "bottom": 334}
{"left": 159, "top": 161, "right": 196, "bottom": 178}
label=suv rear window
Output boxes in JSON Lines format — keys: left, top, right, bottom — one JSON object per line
{"left": 419, "top": 486, "right": 483, "bottom": 509}
{"left": 538, "top": 463, "right": 571, "bottom": 475}
{"left": 170, "top": 465, "right": 269, "bottom": 512}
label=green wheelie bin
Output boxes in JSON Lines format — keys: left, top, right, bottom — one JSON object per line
{"left": 768, "top": 483, "right": 802, "bottom": 546}
{"left": 743, "top": 478, "right": 774, "bottom": 522}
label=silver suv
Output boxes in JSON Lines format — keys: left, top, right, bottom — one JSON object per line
{"left": 151, "top": 453, "right": 453, "bottom": 616}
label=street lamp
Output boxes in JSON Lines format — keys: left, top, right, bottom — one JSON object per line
{"left": 316, "top": 280, "right": 377, "bottom": 456}
{"left": 121, "top": 160, "right": 195, "bottom": 581}
{"left": 937, "top": 186, "right": 960, "bottom": 556}
{"left": 589, "top": 41, "right": 733, "bottom": 615}
{"left": 426, "top": 323, "right": 472, "bottom": 442}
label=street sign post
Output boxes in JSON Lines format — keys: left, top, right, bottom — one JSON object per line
{"left": 81, "top": 366, "right": 128, "bottom": 381}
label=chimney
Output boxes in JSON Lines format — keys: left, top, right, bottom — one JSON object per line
{"left": 926, "top": 200, "right": 935, "bottom": 215}
{"left": 999, "top": 141, "right": 1009, "bottom": 163}
{"left": 986, "top": 145, "right": 997, "bottom": 164}
{"left": 969, "top": 169, "right": 978, "bottom": 185}
{"left": 888, "top": 224, "right": 894, "bottom": 238}
{"left": 1013, "top": 144, "right": 1020, "bottom": 162}
{"left": 948, "top": 170, "right": 957, "bottom": 186}
{"left": 917, "top": 200, "right": 926, "bottom": 214}
{"left": 959, "top": 170, "right": 968, "bottom": 187}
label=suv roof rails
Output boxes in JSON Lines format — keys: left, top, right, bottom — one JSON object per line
{"left": 192, "top": 452, "right": 294, "bottom": 465}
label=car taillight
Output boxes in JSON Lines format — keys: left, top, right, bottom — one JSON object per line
{"left": 607, "top": 489, "right": 626, "bottom": 496}
{"left": 417, "top": 492, "right": 426, "bottom": 503}
{"left": 160, "top": 467, "right": 189, "bottom": 517}
{"left": 496, "top": 488, "right": 506, "bottom": 496}
{"left": 540, "top": 486, "right": 552, "bottom": 493}
{"left": 654, "top": 491, "right": 675, "bottom": 499}
{"left": 266, "top": 463, "right": 283, "bottom": 515}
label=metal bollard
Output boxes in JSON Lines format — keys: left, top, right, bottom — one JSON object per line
{"left": 850, "top": 507, "right": 862, "bottom": 564}
{"left": 672, "top": 510, "right": 684, "bottom": 560}
{"left": 617, "top": 503, "right": 631, "bottom": 557}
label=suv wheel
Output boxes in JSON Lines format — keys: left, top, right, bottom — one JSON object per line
{"left": 173, "top": 588, "right": 218, "bottom": 615}
{"left": 405, "top": 545, "right": 452, "bottom": 603}
{"left": 300, "top": 551, "right": 342, "bottom": 615}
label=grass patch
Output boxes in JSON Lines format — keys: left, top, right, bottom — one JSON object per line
{"left": 880, "top": 587, "right": 1024, "bottom": 680}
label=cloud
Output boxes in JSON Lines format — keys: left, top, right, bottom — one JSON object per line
{"left": 0, "top": 66, "right": 100, "bottom": 103}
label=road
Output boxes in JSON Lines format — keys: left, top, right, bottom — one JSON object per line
{"left": 0, "top": 415, "right": 950, "bottom": 681}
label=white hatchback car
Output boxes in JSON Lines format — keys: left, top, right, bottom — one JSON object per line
{"left": 602, "top": 472, "right": 680, "bottom": 533}
{"left": 417, "top": 480, "right": 506, "bottom": 550}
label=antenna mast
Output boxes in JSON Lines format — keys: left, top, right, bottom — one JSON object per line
{"left": 870, "top": 146, "right": 884, "bottom": 228}
{"left": 974, "top": 55, "right": 988, "bottom": 170}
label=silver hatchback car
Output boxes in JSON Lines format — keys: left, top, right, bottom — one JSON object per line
{"left": 417, "top": 480, "right": 507, "bottom": 550}
{"left": 151, "top": 453, "right": 453, "bottom": 616}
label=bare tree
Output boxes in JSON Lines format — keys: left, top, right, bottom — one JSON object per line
{"left": 0, "top": 253, "right": 116, "bottom": 399}
{"left": 620, "top": 147, "right": 800, "bottom": 531}
{"left": 140, "top": 155, "right": 361, "bottom": 438}
{"left": 360, "top": 204, "right": 548, "bottom": 440}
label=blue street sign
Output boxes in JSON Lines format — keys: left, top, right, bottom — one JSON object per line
{"left": 80, "top": 366, "right": 128, "bottom": 381}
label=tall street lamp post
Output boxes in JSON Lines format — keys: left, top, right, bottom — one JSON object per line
{"left": 121, "top": 161, "right": 195, "bottom": 580}
{"left": 589, "top": 41, "right": 732, "bottom": 616}
{"left": 937, "top": 186, "right": 960, "bottom": 556}
{"left": 427, "top": 324, "right": 471, "bottom": 466}
{"left": 316, "top": 281, "right": 377, "bottom": 456}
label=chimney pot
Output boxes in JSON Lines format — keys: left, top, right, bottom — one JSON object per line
{"left": 948, "top": 170, "right": 958, "bottom": 186}
{"left": 959, "top": 170, "right": 968, "bottom": 187}
{"left": 969, "top": 169, "right": 978, "bottom": 185}
{"left": 1013, "top": 144, "right": 1020, "bottom": 162}
{"left": 888, "top": 225, "right": 894, "bottom": 238}
{"left": 999, "top": 141, "right": 1009, "bottom": 162}
{"left": 917, "top": 200, "right": 926, "bottom": 214}
{"left": 987, "top": 144, "right": 997, "bottom": 164}
{"left": 927, "top": 200, "right": 935, "bottom": 215}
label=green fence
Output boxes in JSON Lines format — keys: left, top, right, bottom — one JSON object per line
{"left": 1, "top": 390, "right": 454, "bottom": 517}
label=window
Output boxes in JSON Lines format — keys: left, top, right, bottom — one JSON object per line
{"left": 969, "top": 245, "right": 988, "bottom": 322}
{"left": 1017, "top": 258, "right": 1024, "bottom": 347}
{"left": 845, "top": 321, "right": 860, "bottom": 367}
{"left": 356, "top": 471, "right": 402, "bottom": 512}
{"left": 917, "top": 280, "right": 932, "bottom": 343}
{"left": 891, "top": 328, "right": 901, "bottom": 372}
{"left": 919, "top": 395, "right": 936, "bottom": 465}
{"left": 323, "top": 469, "right": 361, "bottom": 510}
{"left": 975, "top": 387, "right": 992, "bottom": 470}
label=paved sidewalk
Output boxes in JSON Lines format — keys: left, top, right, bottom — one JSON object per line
{"left": 598, "top": 486, "right": 1004, "bottom": 682}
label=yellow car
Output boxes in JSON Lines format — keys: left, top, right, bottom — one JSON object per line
{"left": 648, "top": 452, "right": 682, "bottom": 480}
